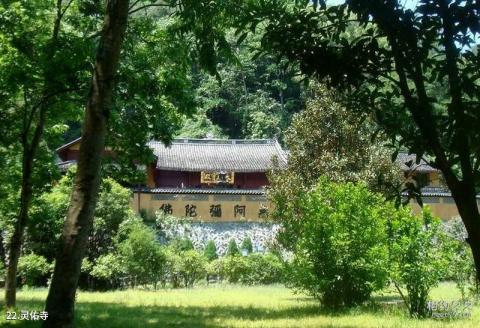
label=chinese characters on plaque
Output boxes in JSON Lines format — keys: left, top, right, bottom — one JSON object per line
{"left": 185, "top": 204, "right": 197, "bottom": 217}
{"left": 200, "top": 171, "right": 235, "bottom": 185}
{"left": 158, "top": 203, "right": 268, "bottom": 220}
{"left": 234, "top": 205, "right": 246, "bottom": 218}
{"left": 159, "top": 203, "right": 173, "bottom": 215}
{"left": 210, "top": 204, "right": 222, "bottom": 217}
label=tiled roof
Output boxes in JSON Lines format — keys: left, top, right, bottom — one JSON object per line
{"left": 148, "top": 138, "right": 288, "bottom": 173}
{"left": 396, "top": 152, "right": 437, "bottom": 172}
{"left": 134, "top": 187, "right": 265, "bottom": 195}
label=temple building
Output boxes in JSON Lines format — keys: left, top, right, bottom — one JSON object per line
{"left": 56, "top": 138, "right": 479, "bottom": 221}
{"left": 57, "top": 138, "right": 288, "bottom": 221}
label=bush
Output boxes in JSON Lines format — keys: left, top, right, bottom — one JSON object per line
{"left": 226, "top": 239, "right": 240, "bottom": 257}
{"left": 388, "top": 207, "right": 448, "bottom": 317}
{"left": 241, "top": 237, "right": 253, "bottom": 254}
{"left": 91, "top": 254, "right": 125, "bottom": 287}
{"left": 222, "top": 255, "right": 248, "bottom": 283}
{"left": 210, "top": 253, "right": 284, "bottom": 285}
{"left": 166, "top": 248, "right": 207, "bottom": 287}
{"left": 283, "top": 180, "right": 390, "bottom": 309}
{"left": 204, "top": 240, "right": 218, "bottom": 261}
{"left": 17, "top": 253, "right": 51, "bottom": 286}
{"left": 242, "top": 253, "right": 284, "bottom": 285}
{"left": 117, "top": 222, "right": 166, "bottom": 288}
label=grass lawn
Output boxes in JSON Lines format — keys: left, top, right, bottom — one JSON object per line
{"left": 0, "top": 282, "right": 479, "bottom": 327}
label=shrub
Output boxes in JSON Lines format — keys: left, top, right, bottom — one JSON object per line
{"left": 283, "top": 180, "right": 390, "bottom": 309}
{"left": 243, "top": 253, "right": 284, "bottom": 285}
{"left": 204, "top": 240, "right": 218, "bottom": 261}
{"left": 17, "top": 253, "right": 51, "bottom": 286}
{"left": 222, "top": 255, "right": 248, "bottom": 283}
{"left": 206, "top": 258, "right": 224, "bottom": 279}
{"left": 117, "top": 222, "right": 166, "bottom": 288}
{"left": 166, "top": 248, "right": 207, "bottom": 287}
{"left": 388, "top": 207, "right": 449, "bottom": 317}
{"left": 226, "top": 239, "right": 240, "bottom": 257}
{"left": 241, "top": 237, "right": 253, "bottom": 254}
{"left": 91, "top": 254, "right": 125, "bottom": 287}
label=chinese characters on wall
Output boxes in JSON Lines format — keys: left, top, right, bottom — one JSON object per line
{"left": 157, "top": 202, "right": 268, "bottom": 220}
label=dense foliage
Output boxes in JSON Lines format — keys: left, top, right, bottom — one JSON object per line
{"left": 282, "top": 180, "right": 390, "bottom": 308}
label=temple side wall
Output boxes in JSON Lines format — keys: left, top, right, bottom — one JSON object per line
{"left": 131, "top": 192, "right": 480, "bottom": 222}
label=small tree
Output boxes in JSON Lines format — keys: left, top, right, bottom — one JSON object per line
{"left": 117, "top": 222, "right": 166, "bottom": 288}
{"left": 388, "top": 207, "right": 449, "bottom": 317}
{"left": 284, "top": 179, "right": 390, "bottom": 309}
{"left": 204, "top": 240, "right": 218, "bottom": 261}
{"left": 227, "top": 239, "right": 240, "bottom": 257}
{"left": 241, "top": 237, "right": 253, "bottom": 254}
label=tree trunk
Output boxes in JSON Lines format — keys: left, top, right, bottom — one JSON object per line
{"left": 43, "top": 1, "right": 129, "bottom": 327}
{"left": 5, "top": 105, "right": 47, "bottom": 307}
{"left": 449, "top": 183, "right": 480, "bottom": 283}
{"left": 4, "top": 158, "right": 33, "bottom": 307}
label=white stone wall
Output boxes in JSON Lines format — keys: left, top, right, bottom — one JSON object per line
{"left": 159, "top": 221, "right": 280, "bottom": 255}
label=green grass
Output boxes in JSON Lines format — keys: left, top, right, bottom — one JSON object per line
{"left": 0, "top": 283, "right": 479, "bottom": 327}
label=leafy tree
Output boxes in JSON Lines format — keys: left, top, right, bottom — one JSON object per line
{"left": 226, "top": 239, "right": 240, "bottom": 257}
{"left": 0, "top": 0, "right": 90, "bottom": 307}
{"left": 388, "top": 207, "right": 448, "bottom": 317}
{"left": 270, "top": 82, "right": 402, "bottom": 199}
{"left": 283, "top": 179, "right": 390, "bottom": 309}
{"left": 204, "top": 240, "right": 218, "bottom": 261}
{"left": 241, "top": 237, "right": 253, "bottom": 254}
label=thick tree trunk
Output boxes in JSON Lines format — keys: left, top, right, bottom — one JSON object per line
{"left": 43, "top": 1, "right": 129, "bottom": 327}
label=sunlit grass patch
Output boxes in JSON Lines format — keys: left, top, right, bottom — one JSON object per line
{"left": 0, "top": 283, "right": 478, "bottom": 327}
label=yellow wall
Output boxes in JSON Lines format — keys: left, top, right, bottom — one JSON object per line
{"left": 131, "top": 192, "right": 479, "bottom": 222}
{"left": 131, "top": 192, "right": 270, "bottom": 222}
{"left": 408, "top": 196, "right": 480, "bottom": 220}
